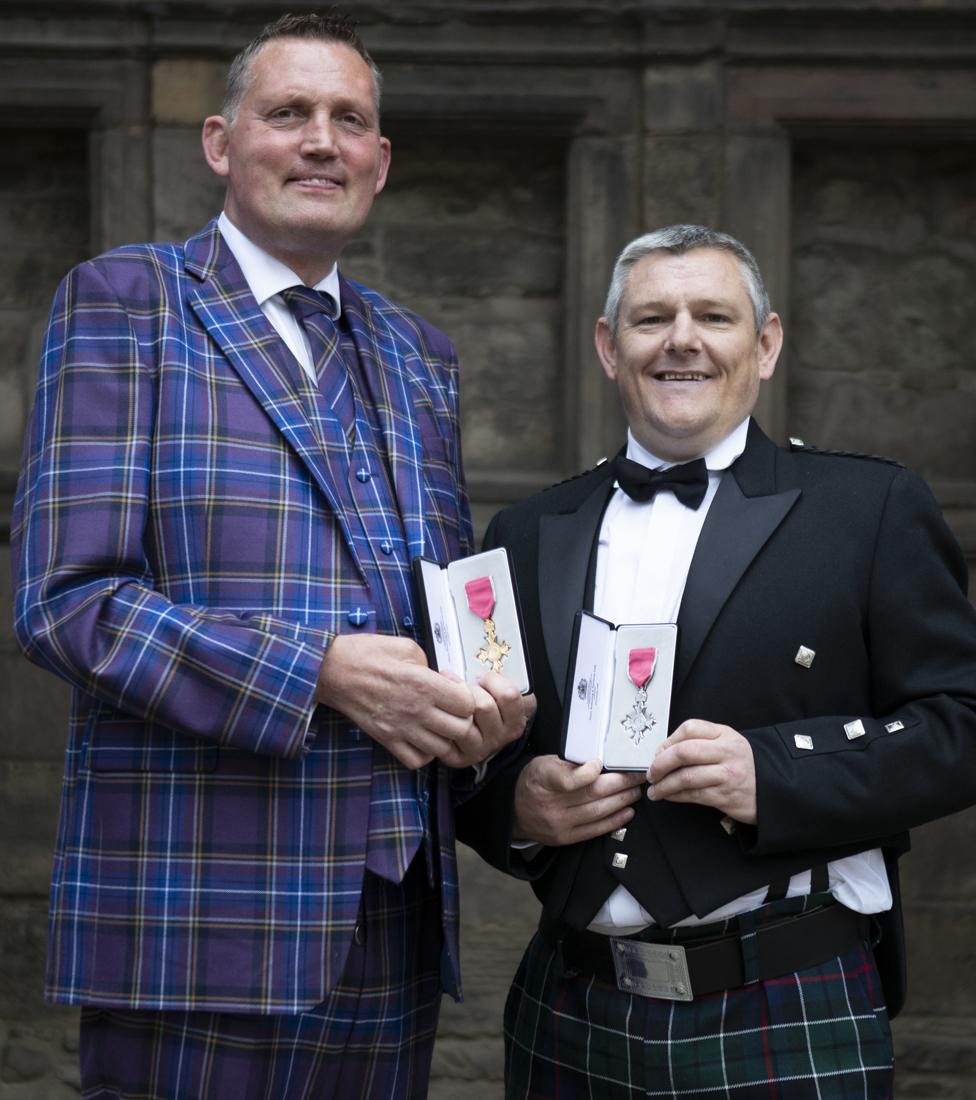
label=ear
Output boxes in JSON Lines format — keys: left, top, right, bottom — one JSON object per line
{"left": 594, "top": 317, "right": 618, "bottom": 382}
{"left": 201, "top": 116, "right": 231, "bottom": 178}
{"left": 373, "top": 136, "right": 392, "bottom": 196}
{"left": 757, "top": 312, "right": 783, "bottom": 381}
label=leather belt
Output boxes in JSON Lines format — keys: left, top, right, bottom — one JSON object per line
{"left": 539, "top": 902, "right": 871, "bottom": 1001}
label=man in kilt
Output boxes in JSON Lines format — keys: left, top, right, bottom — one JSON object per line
{"left": 458, "top": 224, "right": 976, "bottom": 1098}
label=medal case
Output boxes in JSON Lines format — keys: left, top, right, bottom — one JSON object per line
{"left": 561, "top": 610, "right": 677, "bottom": 770}
{"left": 411, "top": 547, "right": 532, "bottom": 694}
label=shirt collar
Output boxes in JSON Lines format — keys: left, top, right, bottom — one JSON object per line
{"left": 625, "top": 417, "right": 750, "bottom": 473}
{"left": 217, "top": 211, "right": 342, "bottom": 317}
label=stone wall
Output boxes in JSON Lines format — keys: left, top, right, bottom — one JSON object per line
{"left": 1, "top": 3, "right": 976, "bottom": 1097}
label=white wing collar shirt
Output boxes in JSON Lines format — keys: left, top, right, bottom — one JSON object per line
{"left": 589, "top": 418, "right": 891, "bottom": 934}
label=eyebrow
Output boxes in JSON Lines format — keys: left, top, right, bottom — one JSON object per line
{"left": 629, "top": 297, "right": 742, "bottom": 313}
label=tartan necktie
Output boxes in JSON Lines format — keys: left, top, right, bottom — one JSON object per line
{"left": 282, "top": 286, "right": 356, "bottom": 435}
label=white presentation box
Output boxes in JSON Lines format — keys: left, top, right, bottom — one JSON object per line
{"left": 561, "top": 611, "right": 677, "bottom": 771}
{"left": 411, "top": 547, "right": 531, "bottom": 694}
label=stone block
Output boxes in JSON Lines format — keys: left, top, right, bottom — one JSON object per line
{"left": 0, "top": 760, "right": 61, "bottom": 895}
{"left": 643, "top": 61, "right": 723, "bottom": 133}
{"left": 0, "top": 900, "right": 53, "bottom": 1019}
{"left": 893, "top": 1014, "right": 976, "bottom": 1099}
{"left": 370, "top": 129, "right": 565, "bottom": 233}
{"left": 901, "top": 812, "right": 976, "bottom": 902}
{"left": 0, "top": 254, "right": 84, "bottom": 314}
{"left": 0, "top": 1016, "right": 81, "bottom": 1100}
{"left": 382, "top": 226, "right": 563, "bottom": 300}
{"left": 0, "top": 130, "right": 89, "bottom": 206}
{"left": 789, "top": 138, "right": 976, "bottom": 484}
{"left": 0, "top": 197, "right": 89, "bottom": 254}
{"left": 1, "top": 1033, "right": 53, "bottom": 1083}
{"left": 0, "top": 364, "right": 28, "bottom": 470}
{"left": 814, "top": 381, "right": 976, "bottom": 484}
{"left": 0, "top": 651, "right": 72, "bottom": 761}
{"left": 152, "top": 127, "right": 225, "bottom": 243}
{"left": 428, "top": 1079, "right": 503, "bottom": 1100}
{"left": 152, "top": 60, "right": 225, "bottom": 125}
{"left": 900, "top": 902, "right": 976, "bottom": 1018}
{"left": 643, "top": 136, "right": 722, "bottom": 234}
{"left": 455, "top": 843, "right": 540, "bottom": 933}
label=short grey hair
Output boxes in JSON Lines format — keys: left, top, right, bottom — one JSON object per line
{"left": 602, "top": 225, "right": 771, "bottom": 336}
{"left": 222, "top": 10, "right": 383, "bottom": 126}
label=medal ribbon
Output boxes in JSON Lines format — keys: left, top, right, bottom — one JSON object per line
{"left": 464, "top": 576, "right": 496, "bottom": 619}
{"left": 628, "top": 647, "right": 657, "bottom": 688}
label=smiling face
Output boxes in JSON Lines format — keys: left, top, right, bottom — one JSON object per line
{"left": 595, "top": 248, "right": 783, "bottom": 461}
{"left": 201, "top": 37, "right": 391, "bottom": 284}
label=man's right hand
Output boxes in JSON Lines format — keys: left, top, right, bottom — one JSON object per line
{"left": 512, "top": 755, "right": 645, "bottom": 846}
{"left": 316, "top": 634, "right": 478, "bottom": 769}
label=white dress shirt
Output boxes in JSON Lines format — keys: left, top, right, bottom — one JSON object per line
{"left": 587, "top": 418, "right": 891, "bottom": 933}
{"left": 218, "top": 211, "right": 342, "bottom": 382}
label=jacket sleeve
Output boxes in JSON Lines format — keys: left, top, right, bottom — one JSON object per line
{"left": 11, "top": 259, "right": 327, "bottom": 761}
{"left": 454, "top": 509, "right": 554, "bottom": 880}
{"left": 747, "top": 466, "right": 976, "bottom": 853}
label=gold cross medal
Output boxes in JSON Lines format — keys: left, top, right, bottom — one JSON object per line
{"left": 622, "top": 646, "right": 658, "bottom": 745}
{"left": 464, "top": 575, "right": 512, "bottom": 674}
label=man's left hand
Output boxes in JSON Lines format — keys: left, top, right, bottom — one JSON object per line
{"left": 646, "top": 719, "right": 757, "bottom": 825}
{"left": 438, "top": 670, "right": 536, "bottom": 769}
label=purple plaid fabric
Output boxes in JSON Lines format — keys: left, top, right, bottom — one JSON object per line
{"left": 79, "top": 864, "right": 443, "bottom": 1099}
{"left": 505, "top": 904, "right": 894, "bottom": 1099}
{"left": 11, "top": 220, "right": 473, "bottom": 1013}
{"left": 286, "top": 296, "right": 428, "bottom": 883}
{"left": 282, "top": 285, "right": 356, "bottom": 434}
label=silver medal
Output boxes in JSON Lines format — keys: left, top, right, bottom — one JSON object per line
{"left": 622, "top": 685, "right": 656, "bottom": 745}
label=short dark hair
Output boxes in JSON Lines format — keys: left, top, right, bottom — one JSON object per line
{"left": 222, "top": 10, "right": 382, "bottom": 124}
{"left": 603, "top": 225, "right": 771, "bottom": 336}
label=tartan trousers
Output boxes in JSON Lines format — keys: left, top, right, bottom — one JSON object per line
{"left": 505, "top": 901, "right": 894, "bottom": 1100}
{"left": 79, "top": 862, "right": 443, "bottom": 1100}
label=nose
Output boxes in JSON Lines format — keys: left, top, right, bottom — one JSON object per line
{"left": 300, "top": 112, "right": 338, "bottom": 156}
{"left": 664, "top": 310, "right": 700, "bottom": 354}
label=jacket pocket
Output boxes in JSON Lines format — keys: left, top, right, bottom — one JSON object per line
{"left": 83, "top": 708, "right": 218, "bottom": 773}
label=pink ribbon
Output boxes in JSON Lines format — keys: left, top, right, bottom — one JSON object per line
{"left": 628, "top": 647, "right": 657, "bottom": 688}
{"left": 464, "top": 576, "right": 496, "bottom": 619}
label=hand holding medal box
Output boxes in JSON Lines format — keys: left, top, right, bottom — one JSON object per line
{"left": 411, "top": 547, "right": 531, "bottom": 693}
{"left": 561, "top": 611, "right": 677, "bottom": 770}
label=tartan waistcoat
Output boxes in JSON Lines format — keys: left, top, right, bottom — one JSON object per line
{"left": 293, "top": 306, "right": 433, "bottom": 883}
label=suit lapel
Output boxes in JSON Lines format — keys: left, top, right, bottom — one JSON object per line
{"left": 340, "top": 279, "right": 428, "bottom": 559}
{"left": 183, "top": 222, "right": 364, "bottom": 570}
{"left": 674, "top": 423, "right": 800, "bottom": 693}
{"left": 539, "top": 468, "right": 615, "bottom": 706}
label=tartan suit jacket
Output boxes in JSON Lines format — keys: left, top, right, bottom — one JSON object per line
{"left": 11, "top": 219, "right": 473, "bottom": 1013}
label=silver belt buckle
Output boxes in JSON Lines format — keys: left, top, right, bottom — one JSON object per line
{"left": 610, "top": 938, "right": 693, "bottom": 1001}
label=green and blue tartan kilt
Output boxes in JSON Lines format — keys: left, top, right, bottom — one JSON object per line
{"left": 505, "top": 899, "right": 893, "bottom": 1099}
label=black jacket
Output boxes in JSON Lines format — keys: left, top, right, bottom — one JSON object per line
{"left": 457, "top": 420, "right": 976, "bottom": 1017}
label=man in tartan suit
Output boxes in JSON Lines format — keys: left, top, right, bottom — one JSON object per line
{"left": 457, "top": 226, "right": 976, "bottom": 1098}
{"left": 11, "top": 11, "right": 532, "bottom": 1098}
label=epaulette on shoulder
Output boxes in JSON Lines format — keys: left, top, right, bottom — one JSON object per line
{"left": 787, "top": 436, "right": 904, "bottom": 468}
{"left": 546, "top": 455, "right": 610, "bottom": 491}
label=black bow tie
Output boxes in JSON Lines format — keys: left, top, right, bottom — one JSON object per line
{"left": 613, "top": 454, "right": 709, "bottom": 509}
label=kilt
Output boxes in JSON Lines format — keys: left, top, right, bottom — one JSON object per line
{"left": 79, "top": 862, "right": 443, "bottom": 1100}
{"left": 505, "top": 899, "right": 894, "bottom": 1099}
